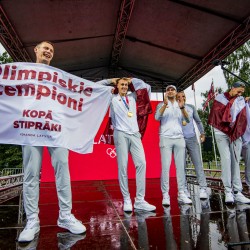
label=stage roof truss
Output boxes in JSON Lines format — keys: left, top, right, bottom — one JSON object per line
{"left": 0, "top": 1, "right": 249, "bottom": 93}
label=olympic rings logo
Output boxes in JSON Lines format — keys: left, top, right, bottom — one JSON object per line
{"left": 106, "top": 148, "right": 116, "bottom": 158}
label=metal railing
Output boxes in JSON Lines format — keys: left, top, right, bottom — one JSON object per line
{"left": 0, "top": 174, "right": 23, "bottom": 190}
{"left": 0, "top": 168, "right": 23, "bottom": 191}
{"left": 0, "top": 168, "right": 23, "bottom": 177}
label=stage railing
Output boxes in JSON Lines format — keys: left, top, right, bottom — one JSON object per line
{"left": 0, "top": 174, "right": 23, "bottom": 191}
{"left": 0, "top": 168, "right": 23, "bottom": 177}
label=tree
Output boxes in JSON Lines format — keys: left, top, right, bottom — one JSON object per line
{"left": 0, "top": 51, "right": 13, "bottom": 64}
{"left": 0, "top": 51, "right": 23, "bottom": 170}
{"left": 223, "top": 40, "right": 250, "bottom": 95}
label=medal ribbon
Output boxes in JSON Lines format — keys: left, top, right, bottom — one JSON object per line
{"left": 121, "top": 96, "right": 130, "bottom": 110}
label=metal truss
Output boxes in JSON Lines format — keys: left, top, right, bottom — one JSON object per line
{"left": 109, "top": 0, "right": 135, "bottom": 76}
{"left": 0, "top": 174, "right": 23, "bottom": 191}
{"left": 0, "top": 5, "right": 31, "bottom": 62}
{"left": 0, "top": 185, "right": 22, "bottom": 204}
{"left": 178, "top": 15, "right": 250, "bottom": 91}
{"left": 186, "top": 168, "right": 250, "bottom": 196}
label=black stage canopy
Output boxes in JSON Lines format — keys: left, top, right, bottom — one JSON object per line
{"left": 0, "top": 0, "right": 250, "bottom": 92}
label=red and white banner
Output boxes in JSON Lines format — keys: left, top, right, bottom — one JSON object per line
{"left": 0, "top": 63, "right": 112, "bottom": 153}
{"left": 202, "top": 81, "right": 215, "bottom": 111}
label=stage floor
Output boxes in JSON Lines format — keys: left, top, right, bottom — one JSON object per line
{"left": 1, "top": 178, "right": 250, "bottom": 249}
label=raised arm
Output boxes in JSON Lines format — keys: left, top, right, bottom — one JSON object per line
{"left": 177, "top": 97, "right": 189, "bottom": 123}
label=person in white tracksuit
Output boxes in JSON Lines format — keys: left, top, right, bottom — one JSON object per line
{"left": 208, "top": 81, "right": 250, "bottom": 204}
{"left": 176, "top": 91, "right": 208, "bottom": 199}
{"left": 18, "top": 41, "right": 85, "bottom": 243}
{"left": 155, "top": 85, "right": 192, "bottom": 206}
{"left": 242, "top": 141, "right": 250, "bottom": 191}
{"left": 99, "top": 77, "right": 156, "bottom": 212}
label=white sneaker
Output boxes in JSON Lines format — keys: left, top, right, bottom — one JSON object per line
{"left": 184, "top": 189, "right": 191, "bottom": 198}
{"left": 200, "top": 199, "right": 210, "bottom": 210}
{"left": 236, "top": 203, "right": 250, "bottom": 212}
{"left": 57, "top": 213, "right": 86, "bottom": 234}
{"left": 162, "top": 194, "right": 170, "bottom": 206}
{"left": 180, "top": 204, "right": 192, "bottom": 215}
{"left": 57, "top": 232, "right": 86, "bottom": 250}
{"left": 225, "top": 192, "right": 234, "bottom": 203}
{"left": 178, "top": 191, "right": 192, "bottom": 204}
{"left": 18, "top": 217, "right": 40, "bottom": 242}
{"left": 18, "top": 233, "right": 40, "bottom": 249}
{"left": 199, "top": 188, "right": 208, "bottom": 199}
{"left": 135, "top": 210, "right": 156, "bottom": 222}
{"left": 123, "top": 199, "right": 133, "bottom": 212}
{"left": 163, "top": 206, "right": 170, "bottom": 217}
{"left": 134, "top": 199, "right": 156, "bottom": 211}
{"left": 226, "top": 205, "right": 236, "bottom": 218}
{"left": 234, "top": 192, "right": 250, "bottom": 204}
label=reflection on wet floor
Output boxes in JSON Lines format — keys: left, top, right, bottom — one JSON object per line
{"left": 0, "top": 178, "right": 250, "bottom": 249}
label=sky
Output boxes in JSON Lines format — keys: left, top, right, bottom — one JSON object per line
{"left": 0, "top": 43, "right": 228, "bottom": 109}
{"left": 0, "top": 43, "right": 5, "bottom": 54}
{"left": 150, "top": 66, "right": 228, "bottom": 109}
{"left": 182, "top": 66, "right": 227, "bottom": 109}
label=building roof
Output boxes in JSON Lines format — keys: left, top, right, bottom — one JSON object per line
{"left": 0, "top": 0, "right": 250, "bottom": 91}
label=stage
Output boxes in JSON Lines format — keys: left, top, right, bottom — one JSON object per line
{"left": 1, "top": 178, "right": 250, "bottom": 249}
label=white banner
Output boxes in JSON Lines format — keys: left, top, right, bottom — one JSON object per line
{"left": 0, "top": 62, "right": 112, "bottom": 154}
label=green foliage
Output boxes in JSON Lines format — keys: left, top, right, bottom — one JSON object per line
{"left": 0, "top": 51, "right": 13, "bottom": 64}
{"left": 224, "top": 40, "right": 250, "bottom": 95}
{"left": 0, "top": 51, "right": 22, "bottom": 170}
{"left": 0, "top": 145, "right": 22, "bottom": 169}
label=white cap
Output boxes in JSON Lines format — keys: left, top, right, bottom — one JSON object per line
{"left": 166, "top": 85, "right": 177, "bottom": 91}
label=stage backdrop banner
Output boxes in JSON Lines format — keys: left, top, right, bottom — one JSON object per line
{"left": 41, "top": 101, "right": 177, "bottom": 181}
{"left": 0, "top": 62, "right": 112, "bottom": 153}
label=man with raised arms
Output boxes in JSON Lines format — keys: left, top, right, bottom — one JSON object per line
{"left": 99, "top": 77, "right": 156, "bottom": 212}
{"left": 18, "top": 41, "right": 85, "bottom": 243}
{"left": 208, "top": 81, "right": 250, "bottom": 204}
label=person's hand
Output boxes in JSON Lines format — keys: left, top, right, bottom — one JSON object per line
{"left": 124, "top": 77, "right": 132, "bottom": 84}
{"left": 200, "top": 134, "right": 205, "bottom": 143}
{"left": 111, "top": 78, "right": 119, "bottom": 85}
{"left": 245, "top": 97, "right": 250, "bottom": 102}
{"left": 177, "top": 98, "right": 185, "bottom": 108}
{"left": 164, "top": 95, "right": 168, "bottom": 107}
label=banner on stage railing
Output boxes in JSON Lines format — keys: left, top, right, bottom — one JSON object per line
{"left": 0, "top": 62, "right": 112, "bottom": 153}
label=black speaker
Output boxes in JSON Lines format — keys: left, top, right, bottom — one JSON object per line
{"left": 203, "top": 136, "right": 213, "bottom": 151}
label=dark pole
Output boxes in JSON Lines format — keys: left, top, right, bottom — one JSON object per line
{"left": 221, "top": 65, "right": 250, "bottom": 86}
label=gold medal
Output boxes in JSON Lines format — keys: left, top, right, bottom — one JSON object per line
{"left": 127, "top": 111, "right": 133, "bottom": 117}
{"left": 182, "top": 120, "right": 187, "bottom": 126}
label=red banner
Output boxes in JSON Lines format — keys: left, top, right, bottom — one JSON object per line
{"left": 41, "top": 101, "right": 177, "bottom": 181}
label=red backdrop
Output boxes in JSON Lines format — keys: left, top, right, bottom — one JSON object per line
{"left": 41, "top": 101, "right": 176, "bottom": 182}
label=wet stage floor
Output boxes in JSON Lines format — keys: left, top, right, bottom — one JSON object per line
{"left": 1, "top": 178, "right": 250, "bottom": 249}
